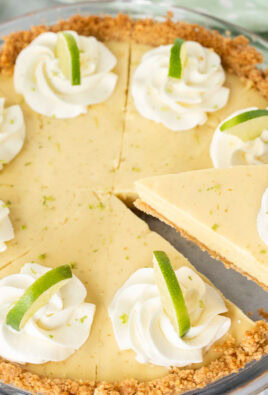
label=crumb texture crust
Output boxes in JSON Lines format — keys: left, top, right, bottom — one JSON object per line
{"left": 0, "top": 321, "right": 267, "bottom": 394}
{"left": 1, "top": 13, "right": 268, "bottom": 98}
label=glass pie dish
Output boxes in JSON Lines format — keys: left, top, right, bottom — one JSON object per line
{"left": 0, "top": 1, "right": 267, "bottom": 394}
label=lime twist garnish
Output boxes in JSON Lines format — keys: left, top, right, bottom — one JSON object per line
{"left": 220, "top": 109, "right": 268, "bottom": 142}
{"left": 153, "top": 251, "right": 190, "bottom": 337}
{"left": 168, "top": 38, "right": 187, "bottom": 79}
{"left": 56, "top": 32, "right": 81, "bottom": 86}
{"left": 6, "top": 264, "right": 72, "bottom": 331}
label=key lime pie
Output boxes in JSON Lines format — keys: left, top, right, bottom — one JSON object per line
{"left": 0, "top": 12, "right": 267, "bottom": 395}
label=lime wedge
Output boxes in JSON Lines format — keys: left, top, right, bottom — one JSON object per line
{"left": 56, "top": 32, "right": 81, "bottom": 86}
{"left": 168, "top": 38, "right": 187, "bottom": 79}
{"left": 153, "top": 251, "right": 190, "bottom": 337}
{"left": 220, "top": 109, "right": 268, "bottom": 142}
{"left": 6, "top": 264, "right": 72, "bottom": 331}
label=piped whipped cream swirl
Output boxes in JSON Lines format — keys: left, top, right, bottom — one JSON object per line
{"left": 257, "top": 188, "right": 268, "bottom": 246}
{"left": 0, "top": 98, "right": 25, "bottom": 169}
{"left": 0, "top": 201, "right": 14, "bottom": 252}
{"left": 210, "top": 108, "right": 268, "bottom": 168}
{"left": 131, "top": 41, "right": 229, "bottom": 131}
{"left": 14, "top": 32, "right": 118, "bottom": 118}
{"left": 109, "top": 266, "right": 230, "bottom": 367}
{"left": 0, "top": 263, "right": 95, "bottom": 364}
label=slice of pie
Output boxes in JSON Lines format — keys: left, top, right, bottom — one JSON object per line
{"left": 135, "top": 165, "right": 268, "bottom": 289}
{"left": 0, "top": 193, "right": 267, "bottom": 394}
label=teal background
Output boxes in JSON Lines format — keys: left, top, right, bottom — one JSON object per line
{"left": 165, "top": 0, "right": 268, "bottom": 34}
{"left": 0, "top": 0, "right": 267, "bottom": 38}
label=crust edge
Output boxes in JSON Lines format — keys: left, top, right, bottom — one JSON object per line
{"left": 1, "top": 321, "right": 267, "bottom": 394}
{"left": 0, "top": 13, "right": 268, "bottom": 99}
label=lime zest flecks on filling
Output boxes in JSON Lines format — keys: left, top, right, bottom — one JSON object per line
{"left": 42, "top": 195, "right": 55, "bottom": 207}
{"left": 38, "top": 253, "right": 47, "bottom": 260}
{"left": 88, "top": 202, "right": 105, "bottom": 210}
{"left": 206, "top": 184, "right": 221, "bottom": 193}
{"left": 131, "top": 167, "right": 141, "bottom": 173}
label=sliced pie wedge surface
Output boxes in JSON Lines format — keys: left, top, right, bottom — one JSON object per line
{"left": 135, "top": 165, "right": 268, "bottom": 289}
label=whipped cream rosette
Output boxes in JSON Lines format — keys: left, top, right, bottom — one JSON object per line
{"left": 109, "top": 266, "right": 230, "bottom": 367}
{"left": 0, "top": 200, "right": 14, "bottom": 252}
{"left": 14, "top": 32, "right": 118, "bottom": 118}
{"left": 0, "top": 263, "right": 95, "bottom": 364}
{"left": 257, "top": 188, "right": 268, "bottom": 246}
{"left": 132, "top": 41, "right": 229, "bottom": 131}
{"left": 210, "top": 107, "right": 268, "bottom": 168}
{"left": 0, "top": 98, "right": 25, "bottom": 169}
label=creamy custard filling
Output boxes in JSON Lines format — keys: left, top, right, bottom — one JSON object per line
{"left": 136, "top": 184, "right": 268, "bottom": 286}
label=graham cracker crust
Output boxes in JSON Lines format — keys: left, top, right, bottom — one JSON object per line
{"left": 259, "top": 309, "right": 268, "bottom": 320}
{"left": 134, "top": 199, "right": 268, "bottom": 292}
{"left": 1, "top": 13, "right": 268, "bottom": 99}
{"left": 0, "top": 321, "right": 267, "bottom": 394}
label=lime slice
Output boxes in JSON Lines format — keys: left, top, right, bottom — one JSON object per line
{"left": 6, "top": 264, "right": 72, "bottom": 331}
{"left": 56, "top": 32, "right": 81, "bottom": 86}
{"left": 220, "top": 109, "right": 268, "bottom": 142}
{"left": 168, "top": 38, "right": 187, "bottom": 79}
{"left": 153, "top": 251, "right": 190, "bottom": 337}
